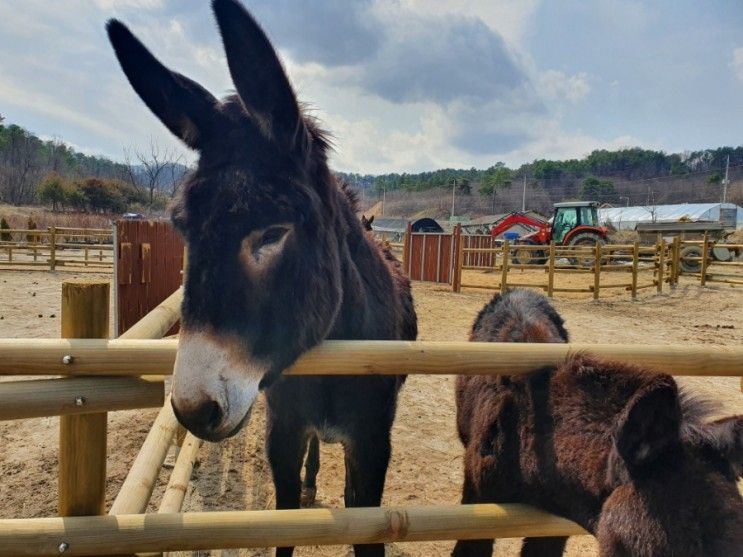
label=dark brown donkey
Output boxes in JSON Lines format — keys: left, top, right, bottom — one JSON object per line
{"left": 454, "top": 289, "right": 743, "bottom": 557}
{"left": 107, "top": 2, "right": 416, "bottom": 556}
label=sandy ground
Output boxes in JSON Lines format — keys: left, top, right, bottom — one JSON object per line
{"left": 0, "top": 270, "right": 742, "bottom": 557}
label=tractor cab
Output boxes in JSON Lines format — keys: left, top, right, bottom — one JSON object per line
{"left": 551, "top": 201, "right": 601, "bottom": 244}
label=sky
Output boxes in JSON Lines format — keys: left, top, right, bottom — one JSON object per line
{"left": 1, "top": 0, "right": 742, "bottom": 174}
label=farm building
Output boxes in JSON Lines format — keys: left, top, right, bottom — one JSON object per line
{"left": 369, "top": 217, "right": 448, "bottom": 240}
{"left": 599, "top": 202, "right": 743, "bottom": 230}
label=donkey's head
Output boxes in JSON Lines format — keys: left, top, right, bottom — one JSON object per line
{"left": 361, "top": 215, "right": 374, "bottom": 231}
{"left": 108, "top": 0, "right": 344, "bottom": 441}
{"left": 470, "top": 289, "right": 569, "bottom": 344}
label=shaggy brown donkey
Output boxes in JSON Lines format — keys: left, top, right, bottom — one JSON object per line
{"left": 454, "top": 289, "right": 743, "bottom": 557}
{"left": 107, "top": 2, "right": 416, "bottom": 556}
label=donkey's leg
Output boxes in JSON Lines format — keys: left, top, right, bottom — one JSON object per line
{"left": 267, "top": 418, "right": 307, "bottom": 557}
{"left": 343, "top": 429, "right": 392, "bottom": 557}
{"left": 451, "top": 473, "right": 494, "bottom": 557}
{"left": 520, "top": 537, "right": 567, "bottom": 556}
{"left": 301, "top": 433, "right": 320, "bottom": 506}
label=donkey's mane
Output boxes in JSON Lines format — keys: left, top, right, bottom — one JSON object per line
{"left": 338, "top": 179, "right": 360, "bottom": 213}
{"left": 678, "top": 389, "right": 724, "bottom": 443}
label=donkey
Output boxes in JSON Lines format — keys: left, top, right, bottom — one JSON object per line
{"left": 107, "top": 2, "right": 417, "bottom": 556}
{"left": 454, "top": 289, "right": 743, "bottom": 557}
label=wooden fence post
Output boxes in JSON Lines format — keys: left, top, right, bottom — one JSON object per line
{"left": 671, "top": 236, "right": 680, "bottom": 287}
{"left": 59, "top": 280, "right": 110, "bottom": 517}
{"left": 593, "top": 243, "right": 601, "bottom": 301}
{"left": 452, "top": 224, "right": 463, "bottom": 293}
{"left": 700, "top": 232, "right": 709, "bottom": 287}
{"left": 402, "top": 222, "right": 412, "bottom": 277}
{"left": 631, "top": 240, "right": 639, "bottom": 300}
{"left": 547, "top": 242, "right": 555, "bottom": 298}
{"left": 657, "top": 240, "right": 665, "bottom": 293}
{"left": 500, "top": 240, "right": 510, "bottom": 292}
{"left": 49, "top": 227, "right": 57, "bottom": 271}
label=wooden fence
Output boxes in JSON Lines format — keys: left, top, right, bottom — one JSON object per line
{"left": 694, "top": 233, "right": 743, "bottom": 288}
{"left": 0, "top": 280, "right": 742, "bottom": 554}
{"left": 0, "top": 227, "right": 113, "bottom": 271}
{"left": 452, "top": 237, "right": 682, "bottom": 300}
{"left": 402, "top": 226, "right": 743, "bottom": 296}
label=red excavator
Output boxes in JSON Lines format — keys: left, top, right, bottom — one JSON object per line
{"left": 489, "top": 201, "right": 608, "bottom": 265}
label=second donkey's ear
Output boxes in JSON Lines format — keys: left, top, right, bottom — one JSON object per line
{"left": 699, "top": 416, "right": 743, "bottom": 478}
{"left": 614, "top": 377, "right": 681, "bottom": 473}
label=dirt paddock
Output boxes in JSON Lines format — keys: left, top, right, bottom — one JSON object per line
{"left": 0, "top": 270, "right": 742, "bottom": 556}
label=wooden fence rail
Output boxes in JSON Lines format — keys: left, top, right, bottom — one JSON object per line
{"left": 0, "top": 227, "right": 114, "bottom": 271}
{"left": 0, "top": 504, "right": 586, "bottom": 556}
{"left": 0, "top": 338, "right": 741, "bottom": 378}
{"left": 452, "top": 238, "right": 677, "bottom": 299}
{"left": 692, "top": 235, "right": 743, "bottom": 287}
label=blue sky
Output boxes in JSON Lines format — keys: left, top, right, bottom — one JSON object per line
{"left": 1, "top": 0, "right": 741, "bottom": 173}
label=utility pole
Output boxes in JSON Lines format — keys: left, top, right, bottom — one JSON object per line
{"left": 722, "top": 154, "right": 730, "bottom": 204}
{"left": 451, "top": 178, "right": 457, "bottom": 221}
{"left": 382, "top": 181, "right": 386, "bottom": 216}
{"left": 620, "top": 196, "right": 630, "bottom": 207}
{"left": 521, "top": 174, "right": 527, "bottom": 212}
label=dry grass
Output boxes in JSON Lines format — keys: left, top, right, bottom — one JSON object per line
{"left": 607, "top": 229, "right": 639, "bottom": 244}
{"left": 725, "top": 229, "right": 743, "bottom": 244}
{"left": 0, "top": 204, "right": 113, "bottom": 230}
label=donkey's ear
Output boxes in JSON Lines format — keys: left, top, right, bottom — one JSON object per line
{"left": 368, "top": 215, "right": 375, "bottom": 225}
{"left": 107, "top": 20, "right": 220, "bottom": 150}
{"left": 700, "top": 416, "right": 743, "bottom": 477}
{"left": 614, "top": 378, "right": 681, "bottom": 472}
{"left": 212, "top": 0, "right": 303, "bottom": 149}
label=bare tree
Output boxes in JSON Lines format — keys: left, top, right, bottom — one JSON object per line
{"left": 165, "top": 154, "right": 187, "bottom": 196}
{"left": 643, "top": 188, "right": 658, "bottom": 223}
{"left": 124, "top": 138, "right": 185, "bottom": 209}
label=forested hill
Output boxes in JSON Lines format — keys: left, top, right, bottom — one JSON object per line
{"left": 337, "top": 147, "right": 743, "bottom": 197}
{"left": 0, "top": 116, "right": 188, "bottom": 207}
{"left": 2, "top": 113, "right": 739, "bottom": 214}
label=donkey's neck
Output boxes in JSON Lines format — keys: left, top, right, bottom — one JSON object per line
{"left": 327, "top": 191, "right": 399, "bottom": 341}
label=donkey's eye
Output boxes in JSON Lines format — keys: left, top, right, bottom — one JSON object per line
{"left": 258, "top": 227, "right": 288, "bottom": 249}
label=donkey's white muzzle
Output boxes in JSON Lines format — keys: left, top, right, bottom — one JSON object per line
{"left": 171, "top": 330, "right": 264, "bottom": 442}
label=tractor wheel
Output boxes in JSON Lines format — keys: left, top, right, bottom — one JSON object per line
{"left": 567, "top": 233, "right": 605, "bottom": 267}
{"left": 513, "top": 244, "right": 546, "bottom": 266}
{"left": 680, "top": 245, "right": 703, "bottom": 274}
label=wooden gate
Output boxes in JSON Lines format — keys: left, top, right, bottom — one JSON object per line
{"left": 403, "top": 224, "right": 455, "bottom": 284}
{"left": 115, "top": 220, "right": 184, "bottom": 336}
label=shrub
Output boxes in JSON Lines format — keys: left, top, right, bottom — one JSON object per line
{"left": 37, "top": 174, "right": 68, "bottom": 211}
{"left": 0, "top": 217, "right": 10, "bottom": 241}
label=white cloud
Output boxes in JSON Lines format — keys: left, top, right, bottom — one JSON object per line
{"left": 0, "top": 68, "right": 122, "bottom": 140}
{"left": 731, "top": 47, "right": 743, "bottom": 82}
{"left": 390, "top": 0, "right": 540, "bottom": 47}
{"left": 92, "top": 0, "right": 164, "bottom": 10}
{"left": 538, "top": 70, "right": 590, "bottom": 103}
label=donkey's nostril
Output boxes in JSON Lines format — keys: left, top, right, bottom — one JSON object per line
{"left": 172, "top": 397, "right": 226, "bottom": 441}
{"left": 198, "top": 399, "right": 224, "bottom": 431}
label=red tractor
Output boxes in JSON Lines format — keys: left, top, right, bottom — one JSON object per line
{"left": 490, "top": 201, "right": 609, "bottom": 265}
